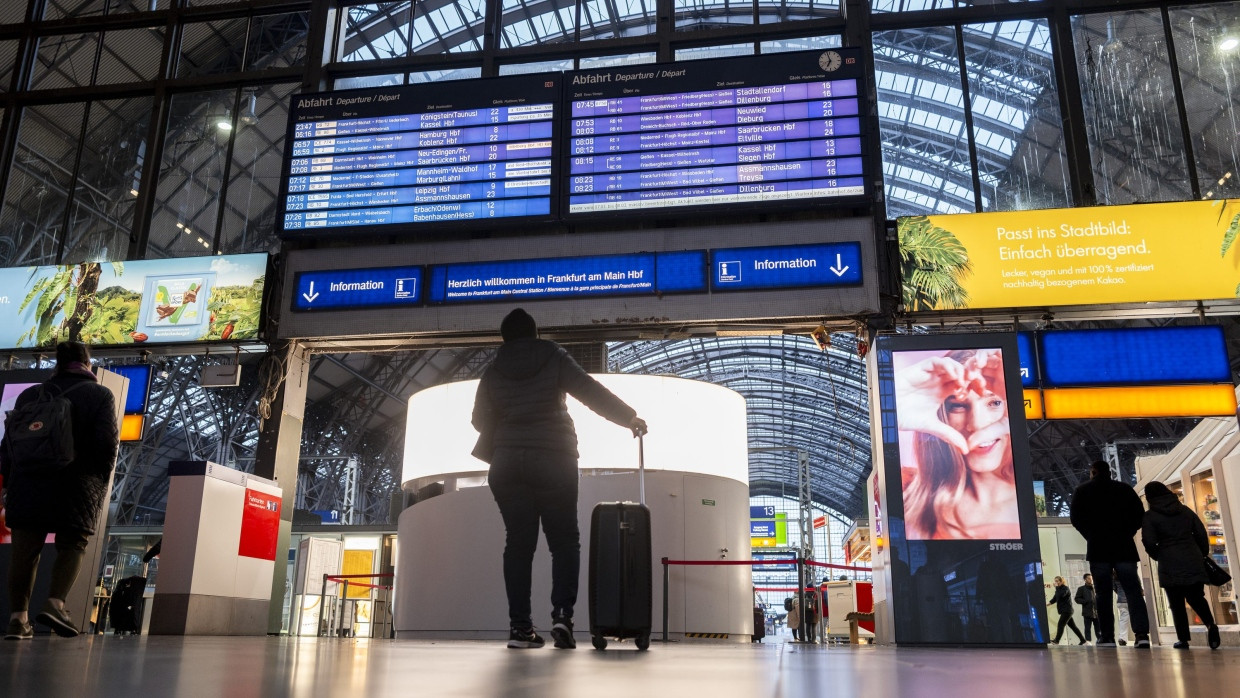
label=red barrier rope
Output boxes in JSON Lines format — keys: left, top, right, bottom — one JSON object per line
{"left": 661, "top": 558, "right": 872, "bottom": 572}
{"left": 804, "top": 560, "right": 872, "bottom": 573}
{"left": 325, "top": 573, "right": 394, "bottom": 590}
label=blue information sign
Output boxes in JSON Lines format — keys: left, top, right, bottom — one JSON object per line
{"left": 293, "top": 266, "right": 423, "bottom": 311}
{"left": 1016, "top": 332, "right": 1037, "bottom": 388}
{"left": 711, "top": 242, "right": 862, "bottom": 291}
{"left": 1038, "top": 326, "right": 1232, "bottom": 387}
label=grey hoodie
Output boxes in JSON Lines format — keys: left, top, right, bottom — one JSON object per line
{"left": 472, "top": 338, "right": 637, "bottom": 459}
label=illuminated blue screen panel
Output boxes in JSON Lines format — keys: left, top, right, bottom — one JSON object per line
{"left": 656, "top": 250, "right": 709, "bottom": 293}
{"left": 710, "top": 242, "right": 862, "bottom": 291}
{"left": 292, "top": 266, "right": 423, "bottom": 311}
{"left": 1016, "top": 332, "right": 1037, "bottom": 388}
{"left": 107, "top": 365, "right": 151, "bottom": 414}
{"left": 565, "top": 48, "right": 868, "bottom": 216}
{"left": 1038, "top": 326, "right": 1231, "bottom": 387}
{"left": 280, "top": 73, "right": 559, "bottom": 235}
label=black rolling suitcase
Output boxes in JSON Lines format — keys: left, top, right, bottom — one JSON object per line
{"left": 752, "top": 606, "right": 766, "bottom": 642}
{"left": 109, "top": 576, "right": 146, "bottom": 635}
{"left": 588, "top": 434, "right": 652, "bottom": 651}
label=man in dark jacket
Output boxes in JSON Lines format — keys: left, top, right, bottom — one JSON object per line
{"left": 1069, "top": 461, "right": 1150, "bottom": 647}
{"left": 472, "top": 309, "right": 646, "bottom": 650}
{"left": 1142, "top": 481, "right": 1220, "bottom": 649}
{"left": 2, "top": 342, "right": 119, "bottom": 640}
{"left": 1074, "top": 574, "right": 1098, "bottom": 643}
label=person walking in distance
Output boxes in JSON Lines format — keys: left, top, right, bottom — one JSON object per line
{"left": 1075, "top": 574, "right": 1099, "bottom": 644}
{"left": 472, "top": 309, "right": 647, "bottom": 650}
{"left": 2, "top": 342, "right": 119, "bottom": 640}
{"left": 1047, "top": 576, "right": 1087, "bottom": 645}
{"left": 1069, "top": 461, "right": 1151, "bottom": 648}
{"left": 1142, "top": 482, "right": 1222, "bottom": 650}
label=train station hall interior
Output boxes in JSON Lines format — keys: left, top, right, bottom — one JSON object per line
{"left": 3, "top": 0, "right": 1240, "bottom": 695}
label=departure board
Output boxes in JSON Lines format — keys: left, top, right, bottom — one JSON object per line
{"left": 565, "top": 49, "right": 867, "bottom": 216}
{"left": 279, "top": 74, "right": 559, "bottom": 235}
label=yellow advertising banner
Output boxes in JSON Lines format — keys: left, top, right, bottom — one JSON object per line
{"left": 898, "top": 199, "right": 1240, "bottom": 311}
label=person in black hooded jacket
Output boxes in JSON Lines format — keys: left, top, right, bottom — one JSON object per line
{"left": 472, "top": 309, "right": 646, "bottom": 650}
{"left": 1, "top": 341, "right": 118, "bottom": 641}
{"left": 1046, "top": 576, "right": 1086, "bottom": 645}
{"left": 1142, "top": 481, "right": 1220, "bottom": 650}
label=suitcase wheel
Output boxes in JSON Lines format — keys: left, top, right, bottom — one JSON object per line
{"left": 591, "top": 634, "right": 608, "bottom": 651}
{"left": 636, "top": 632, "right": 650, "bottom": 651}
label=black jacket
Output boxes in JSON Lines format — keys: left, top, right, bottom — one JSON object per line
{"left": 1049, "top": 585, "right": 1073, "bottom": 616}
{"left": 1142, "top": 490, "right": 1210, "bottom": 588}
{"left": 0, "top": 372, "right": 119, "bottom": 535}
{"left": 472, "top": 338, "right": 637, "bottom": 459}
{"left": 1074, "top": 584, "right": 1097, "bottom": 619}
{"left": 1069, "top": 475, "right": 1145, "bottom": 562}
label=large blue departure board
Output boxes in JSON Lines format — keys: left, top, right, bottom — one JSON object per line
{"left": 564, "top": 49, "right": 868, "bottom": 216}
{"left": 280, "top": 74, "right": 559, "bottom": 235}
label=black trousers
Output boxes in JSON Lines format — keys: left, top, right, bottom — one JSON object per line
{"left": 1081, "top": 614, "right": 1100, "bottom": 641}
{"left": 1089, "top": 561, "right": 1150, "bottom": 642}
{"left": 1054, "top": 613, "right": 1085, "bottom": 643}
{"left": 7, "top": 528, "right": 91, "bottom": 614}
{"left": 1164, "top": 584, "right": 1215, "bottom": 643}
{"left": 489, "top": 448, "right": 580, "bottom": 629}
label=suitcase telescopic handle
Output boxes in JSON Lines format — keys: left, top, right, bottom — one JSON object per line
{"left": 638, "top": 433, "right": 645, "bottom": 507}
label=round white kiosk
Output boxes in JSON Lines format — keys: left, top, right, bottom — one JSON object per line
{"left": 395, "top": 374, "right": 754, "bottom": 641}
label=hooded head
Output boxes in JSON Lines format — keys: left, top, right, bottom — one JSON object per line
{"left": 500, "top": 308, "right": 537, "bottom": 342}
{"left": 1090, "top": 460, "right": 1111, "bottom": 480}
{"left": 1144, "top": 481, "right": 1181, "bottom": 514}
{"left": 54, "top": 341, "right": 91, "bottom": 374}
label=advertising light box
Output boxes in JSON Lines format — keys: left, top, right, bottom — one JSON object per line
{"left": 1038, "top": 326, "right": 1231, "bottom": 387}
{"left": 565, "top": 48, "right": 868, "bottom": 217}
{"left": 280, "top": 73, "right": 560, "bottom": 236}
{"left": 897, "top": 199, "right": 1240, "bottom": 310}
{"left": 0, "top": 254, "right": 267, "bottom": 349}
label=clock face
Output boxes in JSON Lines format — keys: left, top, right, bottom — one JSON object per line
{"left": 819, "top": 50, "right": 842, "bottom": 73}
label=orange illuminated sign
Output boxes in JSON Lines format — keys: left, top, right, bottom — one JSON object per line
{"left": 1042, "top": 384, "right": 1238, "bottom": 420}
{"left": 1023, "top": 390, "right": 1044, "bottom": 420}
{"left": 119, "top": 414, "right": 144, "bottom": 442}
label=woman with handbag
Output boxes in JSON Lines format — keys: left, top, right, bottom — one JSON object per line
{"left": 1141, "top": 481, "right": 1221, "bottom": 650}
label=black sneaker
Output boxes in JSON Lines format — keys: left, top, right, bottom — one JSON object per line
{"left": 35, "top": 605, "right": 79, "bottom": 638}
{"left": 1208, "top": 625, "right": 1221, "bottom": 650}
{"left": 1173, "top": 641, "right": 1189, "bottom": 649}
{"left": 507, "top": 626, "right": 545, "bottom": 649}
{"left": 1134, "top": 634, "right": 1151, "bottom": 649}
{"left": 4, "top": 619, "right": 33, "bottom": 640}
{"left": 551, "top": 613, "right": 576, "bottom": 649}
{"left": 1118, "top": 639, "right": 1127, "bottom": 646}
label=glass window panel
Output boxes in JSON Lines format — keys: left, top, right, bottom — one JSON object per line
{"left": 44, "top": 0, "right": 107, "bottom": 20}
{"left": 500, "top": 0, "right": 577, "bottom": 48}
{"left": 32, "top": 33, "right": 100, "bottom": 90}
{"left": 408, "top": 67, "right": 482, "bottom": 83}
{"left": 578, "top": 52, "right": 657, "bottom": 69}
{"left": 219, "top": 83, "right": 296, "bottom": 255}
{"left": 98, "top": 27, "right": 164, "bottom": 85}
{"left": 1170, "top": 3, "right": 1240, "bottom": 201}
{"left": 874, "top": 27, "right": 976, "bottom": 217}
{"left": 340, "top": 3, "right": 412, "bottom": 61}
{"left": 333, "top": 73, "right": 404, "bottom": 90}
{"left": 0, "top": 102, "right": 86, "bottom": 267}
{"left": 1073, "top": 11, "right": 1191, "bottom": 205}
{"left": 674, "top": 43, "right": 755, "bottom": 61}
{"left": 421, "top": 0, "right": 486, "bottom": 53}
{"left": 178, "top": 20, "right": 247, "bottom": 79}
{"left": 246, "top": 12, "right": 309, "bottom": 70}
{"left": 107, "top": 1, "right": 173, "bottom": 12}
{"left": 581, "top": 0, "right": 655, "bottom": 42}
{"left": 871, "top": 0, "right": 953, "bottom": 11}
{"left": 759, "top": 35, "right": 841, "bottom": 53}
{"left": 675, "top": 0, "right": 754, "bottom": 30}
{"left": 963, "top": 19, "right": 1070, "bottom": 211}
{"left": 0, "top": 40, "right": 17, "bottom": 92}
{"left": 758, "top": 0, "right": 840, "bottom": 25}
{"left": 498, "top": 59, "right": 573, "bottom": 76}
{"left": 62, "top": 98, "right": 152, "bottom": 264}
{"left": 185, "top": 0, "right": 242, "bottom": 6}
{"left": 147, "top": 89, "right": 234, "bottom": 259}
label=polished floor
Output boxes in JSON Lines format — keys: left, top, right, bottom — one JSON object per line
{"left": 1, "top": 634, "right": 1237, "bottom": 698}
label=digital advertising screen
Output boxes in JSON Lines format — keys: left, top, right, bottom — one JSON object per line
{"left": 875, "top": 333, "right": 1047, "bottom": 646}
{"left": 280, "top": 73, "right": 560, "bottom": 235}
{"left": 564, "top": 48, "right": 868, "bottom": 217}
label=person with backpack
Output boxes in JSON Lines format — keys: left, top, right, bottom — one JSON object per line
{"left": 2, "top": 342, "right": 119, "bottom": 640}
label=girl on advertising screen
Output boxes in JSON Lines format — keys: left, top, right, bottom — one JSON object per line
{"left": 896, "top": 348, "right": 1021, "bottom": 540}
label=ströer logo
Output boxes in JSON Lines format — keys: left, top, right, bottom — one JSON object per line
{"left": 989, "top": 542, "right": 1024, "bottom": 551}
